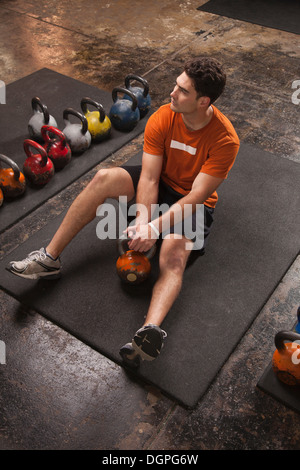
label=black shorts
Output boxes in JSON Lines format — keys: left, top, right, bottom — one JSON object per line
{"left": 121, "top": 165, "right": 214, "bottom": 256}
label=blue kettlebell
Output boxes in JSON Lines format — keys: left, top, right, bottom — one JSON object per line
{"left": 295, "top": 306, "right": 300, "bottom": 334}
{"left": 124, "top": 74, "right": 151, "bottom": 118}
{"left": 109, "top": 87, "right": 140, "bottom": 132}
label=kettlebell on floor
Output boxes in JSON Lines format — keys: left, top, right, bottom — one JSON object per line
{"left": 116, "top": 235, "right": 156, "bottom": 285}
{"left": 109, "top": 87, "right": 140, "bottom": 132}
{"left": 41, "top": 125, "right": 72, "bottom": 170}
{"left": 28, "top": 96, "right": 57, "bottom": 141}
{"left": 23, "top": 139, "right": 55, "bottom": 186}
{"left": 272, "top": 330, "right": 300, "bottom": 386}
{"left": 0, "top": 154, "right": 26, "bottom": 199}
{"left": 124, "top": 74, "right": 151, "bottom": 118}
{"left": 81, "top": 97, "right": 111, "bottom": 142}
{"left": 62, "top": 108, "right": 91, "bottom": 154}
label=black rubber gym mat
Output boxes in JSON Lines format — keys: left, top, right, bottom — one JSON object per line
{"left": 257, "top": 363, "right": 300, "bottom": 413}
{"left": 0, "top": 68, "right": 150, "bottom": 234}
{"left": 198, "top": 0, "right": 300, "bottom": 35}
{"left": 0, "top": 144, "right": 299, "bottom": 408}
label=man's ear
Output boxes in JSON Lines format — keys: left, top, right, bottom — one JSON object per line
{"left": 198, "top": 96, "right": 211, "bottom": 107}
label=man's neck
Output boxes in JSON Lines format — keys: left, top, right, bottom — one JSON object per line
{"left": 181, "top": 105, "right": 213, "bottom": 131}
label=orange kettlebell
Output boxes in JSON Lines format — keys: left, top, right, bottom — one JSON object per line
{"left": 116, "top": 235, "right": 156, "bottom": 285}
{"left": 0, "top": 154, "right": 26, "bottom": 199}
{"left": 272, "top": 331, "right": 300, "bottom": 386}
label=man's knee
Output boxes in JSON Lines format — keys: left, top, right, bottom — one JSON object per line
{"left": 90, "top": 168, "right": 111, "bottom": 188}
{"left": 90, "top": 167, "right": 134, "bottom": 199}
{"left": 159, "top": 237, "right": 191, "bottom": 274}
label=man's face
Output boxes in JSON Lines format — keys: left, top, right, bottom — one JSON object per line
{"left": 170, "top": 72, "right": 200, "bottom": 114}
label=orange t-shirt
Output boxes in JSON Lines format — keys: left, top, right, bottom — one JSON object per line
{"left": 143, "top": 104, "right": 240, "bottom": 208}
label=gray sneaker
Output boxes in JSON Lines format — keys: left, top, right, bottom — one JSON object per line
{"left": 7, "top": 248, "right": 61, "bottom": 280}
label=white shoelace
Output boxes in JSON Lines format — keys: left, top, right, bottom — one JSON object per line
{"left": 21, "top": 249, "right": 47, "bottom": 267}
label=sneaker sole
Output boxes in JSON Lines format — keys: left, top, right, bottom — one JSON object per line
{"left": 132, "top": 328, "right": 163, "bottom": 361}
{"left": 119, "top": 343, "right": 141, "bottom": 368}
{"left": 132, "top": 342, "right": 156, "bottom": 361}
{"left": 6, "top": 266, "right": 61, "bottom": 280}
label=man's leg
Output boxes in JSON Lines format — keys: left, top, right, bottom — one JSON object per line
{"left": 8, "top": 167, "right": 135, "bottom": 279}
{"left": 120, "top": 235, "right": 192, "bottom": 365}
{"left": 144, "top": 235, "right": 192, "bottom": 326}
{"left": 46, "top": 167, "right": 135, "bottom": 258}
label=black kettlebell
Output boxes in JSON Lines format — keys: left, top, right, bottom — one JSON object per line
{"left": 109, "top": 87, "right": 140, "bottom": 132}
{"left": 124, "top": 74, "right": 151, "bottom": 118}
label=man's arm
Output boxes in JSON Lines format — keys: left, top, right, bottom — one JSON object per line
{"left": 155, "top": 171, "right": 224, "bottom": 232}
{"left": 126, "top": 152, "right": 163, "bottom": 247}
{"left": 129, "top": 171, "right": 224, "bottom": 252}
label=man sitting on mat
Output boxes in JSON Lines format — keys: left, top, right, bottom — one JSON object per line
{"left": 8, "top": 57, "right": 239, "bottom": 368}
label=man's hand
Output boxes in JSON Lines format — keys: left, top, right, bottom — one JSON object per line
{"left": 125, "top": 223, "right": 159, "bottom": 252}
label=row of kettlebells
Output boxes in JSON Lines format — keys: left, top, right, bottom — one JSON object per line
{"left": 0, "top": 131, "right": 67, "bottom": 206}
{"left": 29, "top": 98, "right": 109, "bottom": 156}
{"left": 28, "top": 74, "right": 151, "bottom": 153}
{"left": 0, "top": 74, "right": 151, "bottom": 205}
{"left": 272, "top": 306, "right": 300, "bottom": 386}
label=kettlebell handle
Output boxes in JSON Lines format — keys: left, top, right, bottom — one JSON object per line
{"left": 275, "top": 331, "right": 300, "bottom": 351}
{"left": 0, "top": 154, "right": 22, "bottom": 182}
{"left": 125, "top": 74, "right": 150, "bottom": 98}
{"left": 117, "top": 234, "right": 156, "bottom": 259}
{"left": 297, "top": 306, "right": 300, "bottom": 321}
{"left": 80, "top": 97, "right": 106, "bottom": 123}
{"left": 111, "top": 87, "right": 138, "bottom": 111}
{"left": 31, "top": 97, "right": 50, "bottom": 124}
{"left": 23, "top": 139, "right": 48, "bottom": 168}
{"left": 41, "top": 125, "right": 68, "bottom": 148}
{"left": 63, "top": 108, "right": 89, "bottom": 135}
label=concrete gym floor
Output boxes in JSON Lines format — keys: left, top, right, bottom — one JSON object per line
{"left": 0, "top": 0, "right": 300, "bottom": 450}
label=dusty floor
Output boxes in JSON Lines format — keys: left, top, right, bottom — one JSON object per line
{"left": 0, "top": 0, "right": 300, "bottom": 450}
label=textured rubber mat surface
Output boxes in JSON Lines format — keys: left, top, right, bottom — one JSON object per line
{"left": 198, "top": 0, "right": 300, "bottom": 35}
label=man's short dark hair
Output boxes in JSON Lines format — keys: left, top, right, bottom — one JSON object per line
{"left": 184, "top": 57, "right": 226, "bottom": 104}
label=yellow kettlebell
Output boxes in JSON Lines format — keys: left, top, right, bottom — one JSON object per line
{"left": 80, "top": 97, "right": 111, "bottom": 142}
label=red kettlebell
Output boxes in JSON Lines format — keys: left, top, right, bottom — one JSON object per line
{"left": 116, "top": 235, "right": 156, "bottom": 285}
{"left": 23, "top": 139, "right": 55, "bottom": 186}
{"left": 41, "top": 125, "right": 71, "bottom": 170}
